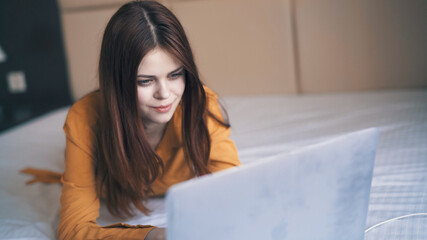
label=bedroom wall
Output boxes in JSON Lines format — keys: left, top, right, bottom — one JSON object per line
{"left": 169, "top": 0, "right": 298, "bottom": 96}
{"left": 59, "top": 0, "right": 296, "bottom": 100}
{"left": 295, "top": 0, "right": 427, "bottom": 93}
{"left": 58, "top": 0, "right": 427, "bottom": 100}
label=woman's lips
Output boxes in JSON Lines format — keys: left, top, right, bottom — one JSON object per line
{"left": 152, "top": 103, "right": 172, "bottom": 113}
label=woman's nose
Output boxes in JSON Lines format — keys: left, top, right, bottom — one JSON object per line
{"left": 154, "top": 80, "right": 170, "bottom": 100}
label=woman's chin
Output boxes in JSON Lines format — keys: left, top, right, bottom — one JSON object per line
{"left": 142, "top": 114, "right": 173, "bottom": 126}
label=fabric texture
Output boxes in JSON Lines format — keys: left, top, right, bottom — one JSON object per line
{"left": 57, "top": 86, "right": 240, "bottom": 240}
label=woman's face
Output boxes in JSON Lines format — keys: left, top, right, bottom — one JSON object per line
{"left": 136, "top": 48, "right": 186, "bottom": 126}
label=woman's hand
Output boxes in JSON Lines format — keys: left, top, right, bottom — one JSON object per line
{"left": 145, "top": 228, "right": 166, "bottom": 240}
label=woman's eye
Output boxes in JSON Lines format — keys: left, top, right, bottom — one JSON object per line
{"left": 137, "top": 79, "right": 152, "bottom": 86}
{"left": 169, "top": 72, "right": 183, "bottom": 80}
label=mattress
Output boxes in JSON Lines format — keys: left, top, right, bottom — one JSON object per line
{"left": 0, "top": 89, "right": 426, "bottom": 239}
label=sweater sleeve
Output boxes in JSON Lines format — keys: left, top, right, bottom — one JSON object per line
{"left": 205, "top": 88, "right": 241, "bottom": 172}
{"left": 58, "top": 112, "right": 155, "bottom": 239}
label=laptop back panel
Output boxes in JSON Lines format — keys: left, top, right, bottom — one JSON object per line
{"left": 166, "top": 128, "right": 378, "bottom": 240}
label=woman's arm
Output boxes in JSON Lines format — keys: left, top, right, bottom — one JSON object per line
{"left": 58, "top": 121, "right": 155, "bottom": 239}
{"left": 205, "top": 88, "right": 241, "bottom": 172}
{"left": 145, "top": 228, "right": 166, "bottom": 240}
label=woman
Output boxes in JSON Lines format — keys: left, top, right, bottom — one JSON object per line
{"left": 57, "top": 1, "right": 239, "bottom": 239}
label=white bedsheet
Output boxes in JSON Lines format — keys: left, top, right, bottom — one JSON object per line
{"left": 224, "top": 89, "right": 427, "bottom": 240}
{"left": 0, "top": 109, "right": 67, "bottom": 239}
{"left": 1, "top": 89, "right": 426, "bottom": 239}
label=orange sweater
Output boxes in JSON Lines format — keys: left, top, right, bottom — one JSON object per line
{"left": 57, "top": 87, "right": 240, "bottom": 240}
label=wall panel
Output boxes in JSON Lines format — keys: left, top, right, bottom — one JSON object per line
{"left": 58, "top": 0, "right": 427, "bottom": 99}
{"left": 61, "top": 8, "right": 116, "bottom": 100}
{"left": 295, "top": 0, "right": 427, "bottom": 93}
{"left": 171, "top": 0, "right": 297, "bottom": 96}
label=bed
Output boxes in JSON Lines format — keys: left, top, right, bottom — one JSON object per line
{"left": 0, "top": 88, "right": 426, "bottom": 239}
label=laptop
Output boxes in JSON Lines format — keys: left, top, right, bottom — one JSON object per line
{"left": 165, "top": 128, "right": 378, "bottom": 240}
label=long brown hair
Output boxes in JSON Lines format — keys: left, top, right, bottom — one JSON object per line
{"left": 96, "top": 0, "right": 227, "bottom": 218}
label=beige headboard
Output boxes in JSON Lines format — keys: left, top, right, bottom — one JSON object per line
{"left": 59, "top": 0, "right": 427, "bottom": 100}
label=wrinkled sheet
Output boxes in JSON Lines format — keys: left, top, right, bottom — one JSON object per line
{"left": 1, "top": 89, "right": 426, "bottom": 239}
